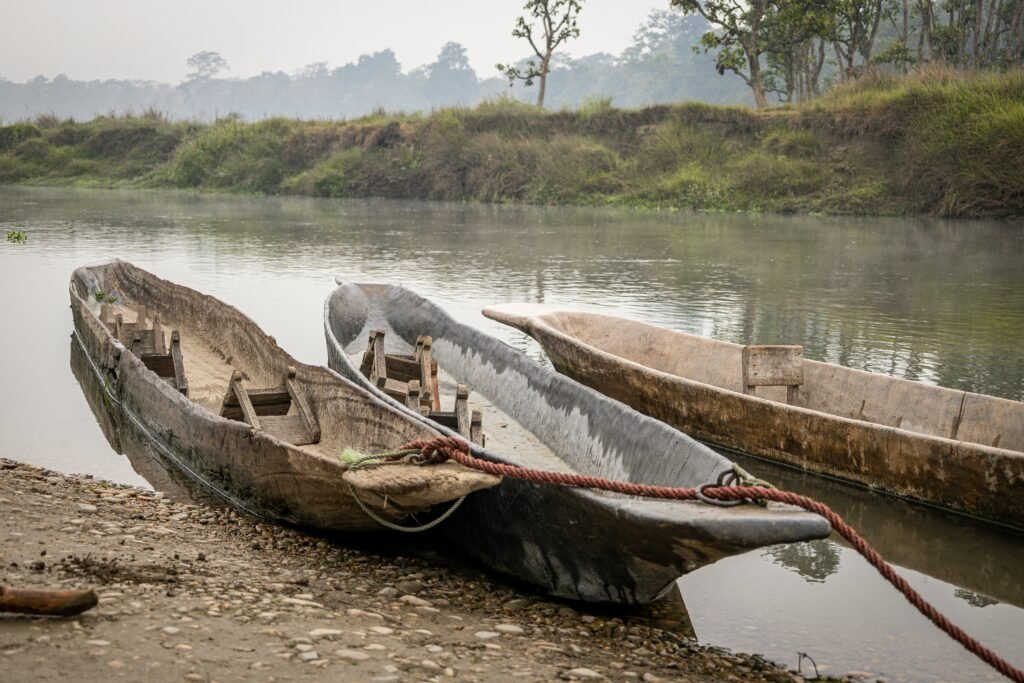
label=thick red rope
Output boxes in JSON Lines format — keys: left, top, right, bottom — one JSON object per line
{"left": 401, "top": 436, "right": 1024, "bottom": 683}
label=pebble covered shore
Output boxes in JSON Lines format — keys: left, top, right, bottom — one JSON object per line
{"left": 0, "top": 458, "right": 842, "bottom": 682}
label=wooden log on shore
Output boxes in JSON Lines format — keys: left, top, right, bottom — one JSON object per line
{"left": 0, "top": 586, "right": 98, "bottom": 616}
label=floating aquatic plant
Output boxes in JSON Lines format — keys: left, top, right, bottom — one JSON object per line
{"left": 5, "top": 230, "right": 27, "bottom": 243}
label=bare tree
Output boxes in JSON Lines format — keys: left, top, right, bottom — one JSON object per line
{"left": 496, "top": 0, "right": 585, "bottom": 108}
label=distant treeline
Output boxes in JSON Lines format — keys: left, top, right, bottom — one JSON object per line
{"left": 0, "top": 13, "right": 751, "bottom": 123}
{"left": 2, "top": 67, "right": 1021, "bottom": 218}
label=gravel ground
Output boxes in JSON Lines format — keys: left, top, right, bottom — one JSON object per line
{"left": 0, "top": 458, "right": 840, "bottom": 682}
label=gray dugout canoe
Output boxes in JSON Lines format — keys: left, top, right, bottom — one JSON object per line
{"left": 324, "top": 282, "right": 829, "bottom": 604}
{"left": 70, "top": 260, "right": 498, "bottom": 532}
{"left": 484, "top": 304, "right": 1024, "bottom": 529}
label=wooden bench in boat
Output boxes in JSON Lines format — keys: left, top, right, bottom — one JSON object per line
{"left": 102, "top": 303, "right": 188, "bottom": 396}
{"left": 360, "top": 330, "right": 484, "bottom": 446}
{"left": 360, "top": 330, "right": 440, "bottom": 410}
{"left": 220, "top": 367, "right": 321, "bottom": 446}
{"left": 405, "top": 382, "right": 484, "bottom": 446}
{"left": 741, "top": 344, "right": 803, "bottom": 405}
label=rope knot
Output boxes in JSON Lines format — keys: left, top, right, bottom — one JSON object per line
{"left": 401, "top": 436, "right": 470, "bottom": 466}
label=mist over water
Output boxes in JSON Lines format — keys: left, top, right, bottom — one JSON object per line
{"left": 1, "top": 186, "right": 1022, "bottom": 681}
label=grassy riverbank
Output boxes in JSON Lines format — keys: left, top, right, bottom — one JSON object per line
{"left": 1, "top": 68, "right": 1021, "bottom": 217}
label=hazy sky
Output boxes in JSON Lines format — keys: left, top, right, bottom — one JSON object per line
{"left": 1, "top": 1, "right": 667, "bottom": 83}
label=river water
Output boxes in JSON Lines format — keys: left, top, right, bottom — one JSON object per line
{"left": 1, "top": 186, "right": 1022, "bottom": 681}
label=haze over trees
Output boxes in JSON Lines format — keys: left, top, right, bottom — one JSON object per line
{"left": 0, "top": 9, "right": 750, "bottom": 121}
{"left": 0, "top": 2, "right": 1021, "bottom": 122}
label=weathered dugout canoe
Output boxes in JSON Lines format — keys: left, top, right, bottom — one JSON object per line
{"left": 325, "top": 282, "right": 830, "bottom": 604}
{"left": 485, "top": 304, "right": 1024, "bottom": 529}
{"left": 70, "top": 260, "right": 498, "bottom": 532}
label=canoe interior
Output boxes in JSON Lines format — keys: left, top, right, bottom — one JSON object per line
{"left": 536, "top": 310, "right": 1024, "bottom": 454}
{"left": 73, "top": 262, "right": 391, "bottom": 458}
{"left": 70, "top": 261, "right": 498, "bottom": 521}
{"left": 327, "top": 284, "right": 756, "bottom": 488}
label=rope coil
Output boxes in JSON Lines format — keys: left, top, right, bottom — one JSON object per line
{"left": 394, "top": 435, "right": 1024, "bottom": 683}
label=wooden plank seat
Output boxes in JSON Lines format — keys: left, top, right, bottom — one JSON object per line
{"left": 139, "top": 330, "right": 189, "bottom": 397}
{"left": 406, "top": 379, "right": 485, "bottom": 450}
{"left": 220, "top": 367, "right": 320, "bottom": 446}
{"left": 741, "top": 344, "right": 804, "bottom": 405}
{"left": 354, "top": 329, "right": 485, "bottom": 450}
{"left": 102, "top": 304, "right": 187, "bottom": 396}
{"left": 360, "top": 330, "right": 440, "bottom": 410}
{"left": 360, "top": 330, "right": 484, "bottom": 446}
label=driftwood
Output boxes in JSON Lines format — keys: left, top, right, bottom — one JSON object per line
{"left": 0, "top": 586, "right": 98, "bottom": 617}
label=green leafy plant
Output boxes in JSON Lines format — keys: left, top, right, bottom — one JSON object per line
{"left": 5, "top": 230, "right": 27, "bottom": 243}
{"left": 93, "top": 290, "right": 117, "bottom": 303}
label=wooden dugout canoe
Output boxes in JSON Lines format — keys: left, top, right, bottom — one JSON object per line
{"left": 70, "top": 260, "right": 499, "bottom": 532}
{"left": 484, "top": 304, "right": 1024, "bottom": 529}
{"left": 324, "top": 282, "right": 830, "bottom": 605}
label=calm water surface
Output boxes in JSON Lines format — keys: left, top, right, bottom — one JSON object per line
{"left": 1, "top": 186, "right": 1022, "bottom": 681}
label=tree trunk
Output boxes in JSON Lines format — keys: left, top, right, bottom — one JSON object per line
{"left": 902, "top": 0, "right": 910, "bottom": 42}
{"left": 748, "top": 53, "right": 768, "bottom": 108}
{"left": 974, "top": 0, "right": 984, "bottom": 64}
{"left": 746, "top": 0, "right": 769, "bottom": 108}
{"left": 536, "top": 52, "right": 552, "bottom": 108}
{"left": 865, "top": 0, "right": 884, "bottom": 64}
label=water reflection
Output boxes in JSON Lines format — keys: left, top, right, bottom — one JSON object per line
{"left": 764, "top": 540, "right": 841, "bottom": 584}
{"left": 3, "top": 187, "right": 1022, "bottom": 400}
{"left": 732, "top": 452, "right": 1024, "bottom": 609}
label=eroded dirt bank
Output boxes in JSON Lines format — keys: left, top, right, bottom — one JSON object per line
{"left": 0, "top": 458, "right": 834, "bottom": 682}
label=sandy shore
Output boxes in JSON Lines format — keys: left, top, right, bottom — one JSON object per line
{"left": 0, "top": 458, "right": 831, "bottom": 682}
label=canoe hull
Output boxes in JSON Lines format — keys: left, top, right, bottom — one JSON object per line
{"left": 325, "top": 283, "right": 831, "bottom": 604}
{"left": 486, "top": 305, "right": 1024, "bottom": 529}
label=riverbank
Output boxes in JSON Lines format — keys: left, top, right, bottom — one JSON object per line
{"left": 0, "top": 458, "right": 845, "bottom": 682}
{"left": 0, "top": 68, "right": 1021, "bottom": 218}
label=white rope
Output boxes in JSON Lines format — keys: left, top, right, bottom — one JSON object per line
{"left": 346, "top": 483, "right": 466, "bottom": 533}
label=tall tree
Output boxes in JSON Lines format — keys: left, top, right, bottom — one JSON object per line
{"left": 670, "top": 0, "right": 780, "bottom": 107}
{"left": 671, "top": 0, "right": 828, "bottom": 107}
{"left": 831, "top": 0, "right": 890, "bottom": 80}
{"left": 428, "top": 42, "right": 479, "bottom": 106}
{"left": 185, "top": 51, "right": 229, "bottom": 81}
{"left": 496, "top": 0, "right": 585, "bottom": 107}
